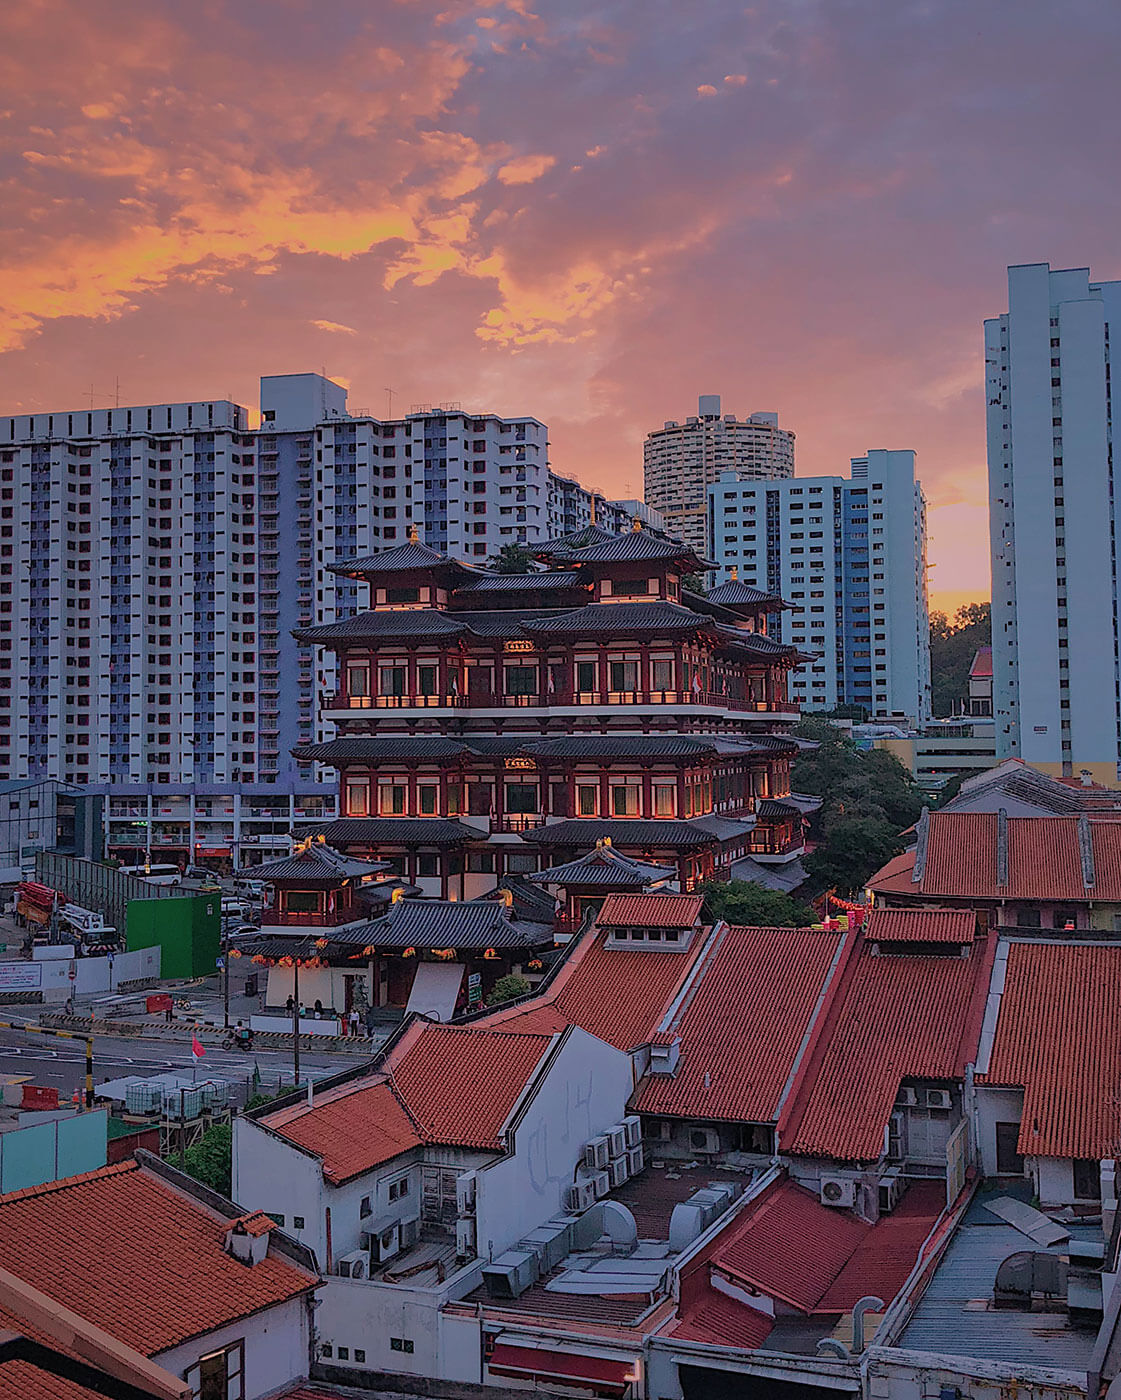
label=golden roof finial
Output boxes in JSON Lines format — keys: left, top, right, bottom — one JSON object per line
{"left": 730, "top": 565, "right": 738, "bottom": 581}
{"left": 631, "top": 515, "right": 642, "bottom": 532}
{"left": 407, "top": 522, "right": 420, "bottom": 544}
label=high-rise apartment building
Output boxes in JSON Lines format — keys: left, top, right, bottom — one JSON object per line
{"left": 708, "top": 450, "right": 930, "bottom": 722}
{"left": 644, "top": 395, "right": 795, "bottom": 554}
{"left": 987, "top": 263, "right": 1121, "bottom": 781}
{"left": 0, "top": 374, "right": 643, "bottom": 865}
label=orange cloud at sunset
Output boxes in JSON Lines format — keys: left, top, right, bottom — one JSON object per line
{"left": 2, "top": 0, "right": 1120, "bottom": 606}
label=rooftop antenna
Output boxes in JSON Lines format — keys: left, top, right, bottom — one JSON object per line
{"left": 384, "top": 387, "right": 397, "bottom": 417}
{"left": 114, "top": 377, "right": 121, "bottom": 409}
{"left": 86, "top": 383, "right": 96, "bottom": 411}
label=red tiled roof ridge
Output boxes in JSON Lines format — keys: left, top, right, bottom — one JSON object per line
{"left": 0, "top": 1158, "right": 138, "bottom": 1205}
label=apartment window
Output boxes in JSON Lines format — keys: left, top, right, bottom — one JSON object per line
{"left": 186, "top": 1341, "right": 244, "bottom": 1400}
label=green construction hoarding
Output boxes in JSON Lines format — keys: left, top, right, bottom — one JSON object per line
{"left": 126, "top": 893, "right": 220, "bottom": 980}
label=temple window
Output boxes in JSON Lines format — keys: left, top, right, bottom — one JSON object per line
{"left": 345, "top": 780, "right": 370, "bottom": 816}
{"left": 379, "top": 782, "right": 406, "bottom": 815}
{"left": 417, "top": 665, "right": 437, "bottom": 697}
{"left": 653, "top": 783, "right": 676, "bottom": 817}
{"left": 611, "top": 784, "right": 640, "bottom": 817}
{"left": 577, "top": 784, "right": 598, "bottom": 816}
{"left": 575, "top": 660, "right": 597, "bottom": 692}
{"left": 379, "top": 665, "right": 406, "bottom": 697}
{"left": 418, "top": 784, "right": 438, "bottom": 815}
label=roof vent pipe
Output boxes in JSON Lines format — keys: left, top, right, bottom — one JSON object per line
{"left": 816, "top": 1339, "right": 849, "bottom": 1359}
{"left": 851, "top": 1295, "right": 884, "bottom": 1353}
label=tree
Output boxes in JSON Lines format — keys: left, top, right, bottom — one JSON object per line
{"left": 488, "top": 544, "right": 537, "bottom": 574}
{"left": 181, "top": 1120, "right": 232, "bottom": 1197}
{"left": 697, "top": 880, "right": 816, "bottom": 927}
{"left": 490, "top": 973, "right": 530, "bottom": 1004}
{"left": 791, "top": 715, "right": 924, "bottom": 895}
{"left": 802, "top": 816, "right": 906, "bottom": 896}
{"left": 682, "top": 572, "right": 707, "bottom": 595}
{"left": 930, "top": 602, "right": 991, "bottom": 718}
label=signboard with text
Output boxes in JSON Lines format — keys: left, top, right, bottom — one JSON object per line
{"left": 0, "top": 963, "right": 42, "bottom": 991}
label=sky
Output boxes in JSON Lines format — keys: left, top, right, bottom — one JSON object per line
{"left": 2, "top": 1, "right": 1120, "bottom": 613}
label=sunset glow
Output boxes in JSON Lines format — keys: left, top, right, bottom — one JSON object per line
{"left": 3, "top": 0, "right": 1118, "bottom": 610}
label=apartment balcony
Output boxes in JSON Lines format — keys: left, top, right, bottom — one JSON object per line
{"left": 490, "top": 814, "right": 546, "bottom": 834}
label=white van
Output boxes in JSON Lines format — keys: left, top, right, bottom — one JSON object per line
{"left": 233, "top": 878, "right": 269, "bottom": 903}
{"left": 118, "top": 863, "right": 182, "bottom": 886}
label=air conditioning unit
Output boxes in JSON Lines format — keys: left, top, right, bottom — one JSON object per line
{"left": 925, "top": 1088, "right": 952, "bottom": 1110}
{"left": 456, "top": 1171, "right": 477, "bottom": 1215}
{"left": 820, "top": 1175, "right": 857, "bottom": 1209}
{"left": 623, "top": 1115, "right": 642, "bottom": 1148}
{"left": 565, "top": 1179, "right": 598, "bottom": 1213}
{"left": 628, "top": 1146, "right": 645, "bottom": 1177}
{"left": 584, "top": 1136, "right": 610, "bottom": 1170}
{"left": 688, "top": 1127, "right": 720, "bottom": 1155}
{"left": 336, "top": 1249, "right": 368, "bottom": 1280}
{"left": 878, "top": 1170, "right": 904, "bottom": 1214}
{"left": 608, "top": 1159, "right": 629, "bottom": 1189}
{"left": 400, "top": 1217, "right": 420, "bottom": 1249}
{"left": 593, "top": 1170, "right": 611, "bottom": 1199}
{"left": 365, "top": 1221, "right": 400, "bottom": 1264}
{"left": 456, "top": 1217, "right": 477, "bottom": 1258}
{"left": 607, "top": 1126, "right": 628, "bottom": 1160}
{"left": 897, "top": 1086, "right": 919, "bottom": 1107}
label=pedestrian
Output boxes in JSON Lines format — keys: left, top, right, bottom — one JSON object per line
{"left": 348, "top": 1007, "right": 360, "bottom": 1038}
{"left": 285, "top": 994, "right": 294, "bottom": 1014}
{"left": 165, "top": 1002, "right": 173, "bottom": 1024}
{"left": 64, "top": 996, "right": 73, "bottom": 1017}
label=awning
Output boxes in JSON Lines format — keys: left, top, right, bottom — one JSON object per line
{"left": 403, "top": 961, "right": 464, "bottom": 1023}
{"left": 488, "top": 1343, "right": 636, "bottom": 1396}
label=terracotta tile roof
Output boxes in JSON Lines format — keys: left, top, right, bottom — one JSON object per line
{"left": 0, "top": 1162, "right": 315, "bottom": 1356}
{"left": 979, "top": 941, "right": 1121, "bottom": 1158}
{"left": 866, "top": 908, "right": 976, "bottom": 944}
{"left": 716, "top": 1179, "right": 869, "bottom": 1310}
{"left": 669, "top": 1284, "right": 775, "bottom": 1349}
{"left": 635, "top": 925, "right": 845, "bottom": 1124}
{"left": 596, "top": 893, "right": 703, "bottom": 928}
{"left": 268, "top": 1079, "right": 421, "bottom": 1184}
{"left": 710, "top": 1177, "right": 944, "bottom": 1315}
{"left": 388, "top": 1023, "right": 553, "bottom": 1146}
{"left": 0, "top": 1301, "right": 108, "bottom": 1400}
{"left": 781, "top": 935, "right": 995, "bottom": 1160}
{"left": 265, "top": 1022, "right": 554, "bottom": 1181}
{"left": 477, "top": 928, "right": 702, "bottom": 1051}
{"left": 816, "top": 1179, "right": 946, "bottom": 1311}
{"left": 869, "top": 811, "right": 1121, "bottom": 902}
{"left": 969, "top": 646, "right": 993, "bottom": 679}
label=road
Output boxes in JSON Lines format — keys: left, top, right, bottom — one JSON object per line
{"left": 0, "top": 1026, "right": 362, "bottom": 1099}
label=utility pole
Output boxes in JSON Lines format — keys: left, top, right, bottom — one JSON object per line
{"left": 222, "top": 930, "right": 229, "bottom": 1030}
{"left": 292, "top": 954, "right": 300, "bottom": 1088}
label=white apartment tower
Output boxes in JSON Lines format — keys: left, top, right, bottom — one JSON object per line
{"left": 987, "top": 263, "right": 1121, "bottom": 781}
{"left": 708, "top": 450, "right": 930, "bottom": 723}
{"left": 644, "top": 395, "right": 795, "bottom": 554}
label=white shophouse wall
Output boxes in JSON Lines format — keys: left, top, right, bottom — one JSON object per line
{"left": 155, "top": 1294, "right": 311, "bottom": 1400}
{"left": 473, "top": 1025, "right": 635, "bottom": 1259}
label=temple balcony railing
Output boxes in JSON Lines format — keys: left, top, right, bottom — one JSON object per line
{"left": 490, "top": 814, "right": 547, "bottom": 834}
{"left": 258, "top": 908, "right": 361, "bottom": 928}
{"left": 322, "top": 689, "right": 798, "bottom": 714}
